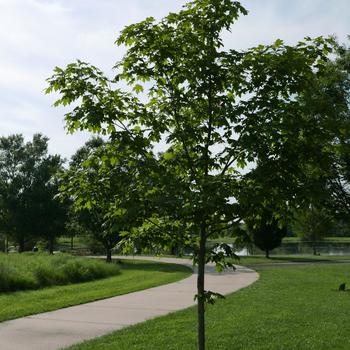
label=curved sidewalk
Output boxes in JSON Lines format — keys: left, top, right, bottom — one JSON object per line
{"left": 0, "top": 256, "right": 258, "bottom": 350}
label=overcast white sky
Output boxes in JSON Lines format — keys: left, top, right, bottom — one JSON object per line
{"left": 0, "top": 0, "right": 349, "bottom": 160}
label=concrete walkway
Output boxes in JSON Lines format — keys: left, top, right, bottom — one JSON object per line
{"left": 0, "top": 256, "right": 258, "bottom": 350}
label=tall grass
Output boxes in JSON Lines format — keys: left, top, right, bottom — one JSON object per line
{"left": 0, "top": 253, "right": 119, "bottom": 292}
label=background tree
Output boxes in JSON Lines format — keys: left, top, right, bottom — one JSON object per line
{"left": 37, "top": 167, "right": 68, "bottom": 254}
{"left": 322, "top": 42, "right": 350, "bottom": 221}
{"left": 292, "top": 206, "right": 335, "bottom": 255}
{"left": 246, "top": 210, "right": 287, "bottom": 258}
{"left": 63, "top": 137, "right": 105, "bottom": 253}
{"left": 285, "top": 40, "right": 350, "bottom": 249}
{"left": 47, "top": 1, "right": 338, "bottom": 348}
{"left": 0, "top": 134, "right": 66, "bottom": 252}
{"left": 61, "top": 138, "right": 146, "bottom": 262}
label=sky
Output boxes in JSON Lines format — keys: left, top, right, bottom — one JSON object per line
{"left": 0, "top": 0, "right": 349, "bottom": 160}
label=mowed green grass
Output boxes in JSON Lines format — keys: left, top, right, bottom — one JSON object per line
{"left": 0, "top": 259, "right": 191, "bottom": 322}
{"left": 283, "top": 236, "right": 350, "bottom": 243}
{"left": 66, "top": 263, "right": 350, "bottom": 350}
{"left": 236, "top": 254, "right": 350, "bottom": 266}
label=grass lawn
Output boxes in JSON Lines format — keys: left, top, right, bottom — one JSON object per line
{"left": 236, "top": 254, "right": 350, "bottom": 266}
{"left": 0, "top": 259, "right": 191, "bottom": 322}
{"left": 57, "top": 236, "right": 90, "bottom": 248}
{"left": 282, "top": 236, "right": 350, "bottom": 243}
{"left": 66, "top": 263, "right": 350, "bottom": 350}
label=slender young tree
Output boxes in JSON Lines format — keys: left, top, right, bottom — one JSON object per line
{"left": 47, "top": 1, "right": 337, "bottom": 348}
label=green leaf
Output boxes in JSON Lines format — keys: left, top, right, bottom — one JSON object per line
{"left": 133, "top": 84, "right": 144, "bottom": 94}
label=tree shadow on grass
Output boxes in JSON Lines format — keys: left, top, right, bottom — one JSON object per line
{"left": 269, "top": 256, "right": 332, "bottom": 263}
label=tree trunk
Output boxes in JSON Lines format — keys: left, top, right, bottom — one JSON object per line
{"left": 48, "top": 238, "right": 54, "bottom": 255}
{"left": 312, "top": 244, "right": 317, "bottom": 256}
{"left": 265, "top": 249, "right": 270, "bottom": 259}
{"left": 106, "top": 248, "right": 112, "bottom": 263}
{"left": 18, "top": 238, "right": 25, "bottom": 253}
{"left": 171, "top": 245, "right": 177, "bottom": 256}
{"left": 197, "top": 224, "right": 206, "bottom": 350}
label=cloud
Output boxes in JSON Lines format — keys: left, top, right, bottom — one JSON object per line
{"left": 223, "top": 0, "right": 349, "bottom": 49}
{"left": 0, "top": 0, "right": 348, "bottom": 159}
{"left": 31, "top": 0, "right": 70, "bottom": 14}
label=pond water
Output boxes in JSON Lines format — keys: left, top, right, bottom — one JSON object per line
{"left": 252, "top": 241, "right": 350, "bottom": 256}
